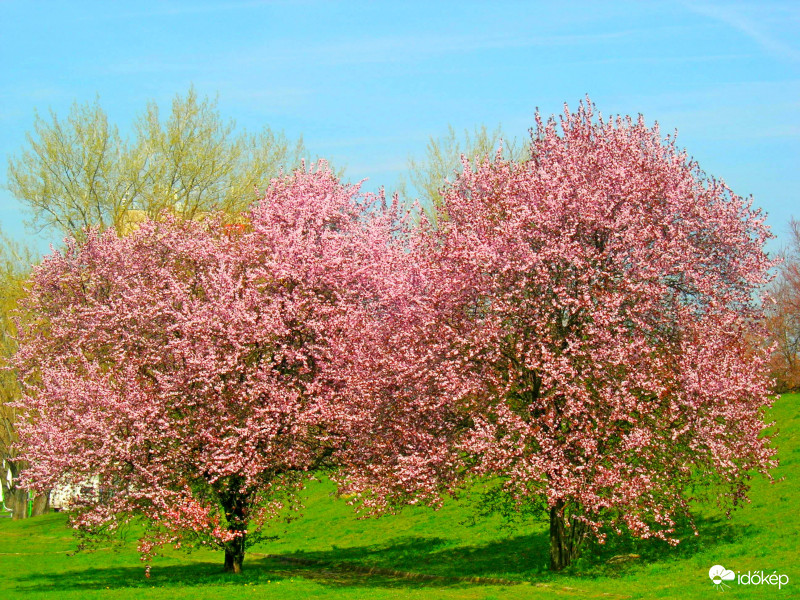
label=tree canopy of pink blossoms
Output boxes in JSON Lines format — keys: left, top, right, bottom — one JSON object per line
{"left": 423, "top": 101, "right": 777, "bottom": 570}
{"left": 14, "top": 163, "right": 400, "bottom": 574}
{"left": 337, "top": 100, "right": 778, "bottom": 571}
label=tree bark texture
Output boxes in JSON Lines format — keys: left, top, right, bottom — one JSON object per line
{"left": 549, "top": 500, "right": 588, "bottom": 571}
{"left": 223, "top": 536, "right": 246, "bottom": 574}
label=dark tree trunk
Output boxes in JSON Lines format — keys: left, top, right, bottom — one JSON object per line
{"left": 31, "top": 492, "right": 50, "bottom": 516}
{"left": 218, "top": 477, "right": 250, "bottom": 574}
{"left": 549, "top": 500, "right": 588, "bottom": 571}
{"left": 223, "top": 535, "right": 246, "bottom": 574}
{"left": 7, "top": 487, "right": 27, "bottom": 520}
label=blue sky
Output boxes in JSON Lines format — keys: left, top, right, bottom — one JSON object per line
{"left": 1, "top": 0, "right": 798, "bottom": 254}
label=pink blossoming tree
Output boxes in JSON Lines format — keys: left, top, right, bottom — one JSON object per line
{"left": 400, "top": 100, "right": 777, "bottom": 570}
{"left": 14, "top": 164, "right": 397, "bottom": 574}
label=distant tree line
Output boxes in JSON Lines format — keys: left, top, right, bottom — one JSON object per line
{"left": 767, "top": 219, "right": 800, "bottom": 391}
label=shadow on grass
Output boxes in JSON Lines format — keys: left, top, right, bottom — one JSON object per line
{"left": 277, "top": 533, "right": 551, "bottom": 581}
{"left": 274, "top": 511, "right": 757, "bottom": 581}
{"left": 13, "top": 513, "right": 757, "bottom": 592}
{"left": 13, "top": 555, "right": 485, "bottom": 593}
{"left": 573, "top": 512, "right": 759, "bottom": 577}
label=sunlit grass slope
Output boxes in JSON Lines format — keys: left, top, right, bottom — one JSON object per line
{"left": 1, "top": 393, "right": 797, "bottom": 599}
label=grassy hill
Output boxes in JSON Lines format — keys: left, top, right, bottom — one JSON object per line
{"left": 1, "top": 393, "right": 797, "bottom": 599}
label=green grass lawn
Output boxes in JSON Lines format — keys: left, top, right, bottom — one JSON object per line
{"left": 2, "top": 393, "right": 797, "bottom": 599}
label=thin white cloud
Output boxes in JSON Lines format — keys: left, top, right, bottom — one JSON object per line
{"left": 684, "top": 2, "right": 800, "bottom": 62}
{"left": 616, "top": 79, "right": 800, "bottom": 142}
{"left": 561, "top": 52, "right": 755, "bottom": 67}
{"left": 217, "top": 28, "right": 643, "bottom": 71}
{"left": 80, "top": 1, "right": 279, "bottom": 21}
{"left": 279, "top": 30, "right": 635, "bottom": 66}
